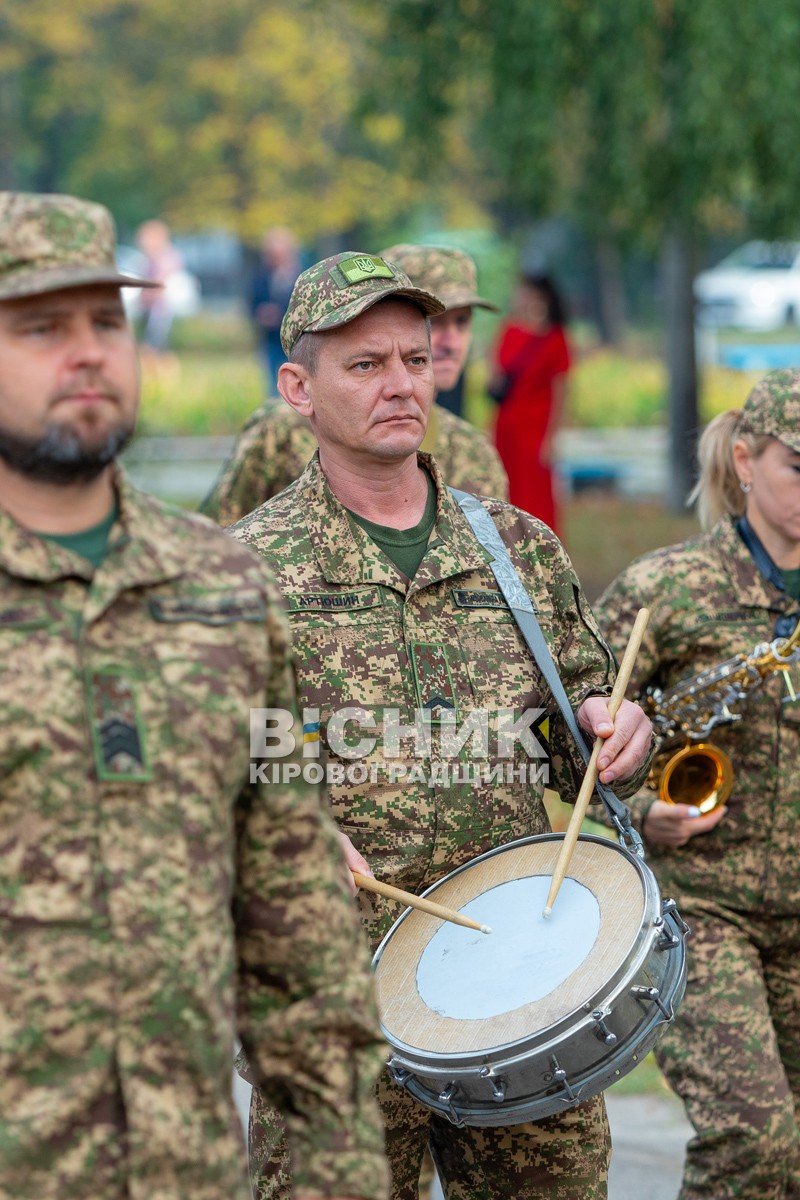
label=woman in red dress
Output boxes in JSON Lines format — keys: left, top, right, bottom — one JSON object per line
{"left": 491, "top": 273, "right": 570, "bottom": 535}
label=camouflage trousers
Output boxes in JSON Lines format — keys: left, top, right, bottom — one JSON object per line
{"left": 655, "top": 898, "right": 800, "bottom": 1200}
{"left": 247, "top": 1067, "right": 609, "bottom": 1200}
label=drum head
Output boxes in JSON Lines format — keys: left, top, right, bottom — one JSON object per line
{"left": 374, "top": 836, "right": 651, "bottom": 1058}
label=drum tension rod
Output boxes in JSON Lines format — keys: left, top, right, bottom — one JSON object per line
{"left": 662, "top": 897, "right": 691, "bottom": 936}
{"left": 630, "top": 985, "right": 672, "bottom": 1020}
{"left": 547, "top": 1055, "right": 579, "bottom": 1103}
{"left": 388, "top": 1060, "right": 411, "bottom": 1088}
{"left": 591, "top": 1009, "right": 618, "bottom": 1046}
{"left": 437, "top": 1083, "right": 466, "bottom": 1128}
{"left": 657, "top": 928, "right": 681, "bottom": 951}
{"left": 479, "top": 1066, "right": 507, "bottom": 1102}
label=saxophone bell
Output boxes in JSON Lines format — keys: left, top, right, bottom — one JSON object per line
{"left": 652, "top": 741, "right": 734, "bottom": 814}
{"left": 643, "top": 618, "right": 800, "bottom": 815}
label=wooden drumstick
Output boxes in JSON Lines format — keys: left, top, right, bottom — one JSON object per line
{"left": 543, "top": 607, "right": 650, "bottom": 918}
{"left": 352, "top": 871, "right": 492, "bottom": 934}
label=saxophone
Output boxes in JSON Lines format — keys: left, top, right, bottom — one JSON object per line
{"left": 643, "top": 618, "right": 800, "bottom": 812}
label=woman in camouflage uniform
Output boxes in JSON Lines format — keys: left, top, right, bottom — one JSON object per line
{"left": 595, "top": 369, "right": 800, "bottom": 1200}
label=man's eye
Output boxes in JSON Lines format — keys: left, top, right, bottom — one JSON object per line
{"left": 354, "top": 360, "right": 373, "bottom": 371}
{"left": 409, "top": 356, "right": 429, "bottom": 367}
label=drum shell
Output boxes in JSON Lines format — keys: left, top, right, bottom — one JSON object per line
{"left": 373, "top": 834, "right": 688, "bottom": 1128}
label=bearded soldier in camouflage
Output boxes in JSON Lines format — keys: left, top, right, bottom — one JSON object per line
{"left": 201, "top": 244, "right": 508, "bottom": 525}
{"left": 230, "top": 250, "right": 654, "bottom": 1200}
{"left": 0, "top": 193, "right": 388, "bottom": 1200}
{"left": 595, "top": 372, "right": 800, "bottom": 1200}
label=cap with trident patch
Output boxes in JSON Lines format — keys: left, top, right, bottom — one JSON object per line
{"left": 280, "top": 251, "right": 445, "bottom": 356}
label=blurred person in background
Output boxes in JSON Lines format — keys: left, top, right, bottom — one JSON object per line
{"left": 202, "top": 243, "right": 508, "bottom": 525}
{"left": 489, "top": 272, "right": 571, "bottom": 537}
{"left": 595, "top": 370, "right": 800, "bottom": 1200}
{"left": 135, "top": 217, "right": 198, "bottom": 359}
{"left": 250, "top": 227, "right": 303, "bottom": 395}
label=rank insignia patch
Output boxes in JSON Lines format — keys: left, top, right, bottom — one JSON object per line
{"left": 410, "top": 642, "right": 458, "bottom": 721}
{"left": 87, "top": 669, "right": 151, "bottom": 782}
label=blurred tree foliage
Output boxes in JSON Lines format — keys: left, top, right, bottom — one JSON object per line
{"left": 0, "top": 0, "right": 488, "bottom": 242}
{"left": 7, "top": 2, "right": 797, "bottom": 252}
{"left": 370, "top": 0, "right": 800, "bottom": 243}
{"left": 367, "top": 0, "right": 800, "bottom": 506}
{"left": 4, "top": 0, "right": 800, "bottom": 505}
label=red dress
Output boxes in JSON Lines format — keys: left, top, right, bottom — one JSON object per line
{"left": 493, "top": 323, "right": 570, "bottom": 534}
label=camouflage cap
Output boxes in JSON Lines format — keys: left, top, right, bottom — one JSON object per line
{"left": 742, "top": 368, "right": 800, "bottom": 453}
{"left": 280, "top": 251, "right": 444, "bottom": 355}
{"left": 0, "top": 191, "right": 158, "bottom": 301}
{"left": 380, "top": 243, "right": 499, "bottom": 313}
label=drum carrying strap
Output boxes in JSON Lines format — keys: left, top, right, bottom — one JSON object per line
{"left": 451, "top": 488, "right": 643, "bottom": 856}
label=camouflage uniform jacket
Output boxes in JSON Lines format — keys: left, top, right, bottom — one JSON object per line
{"left": 232, "top": 453, "right": 647, "bottom": 946}
{"left": 201, "top": 400, "right": 509, "bottom": 526}
{"left": 595, "top": 515, "right": 800, "bottom": 914}
{"left": 0, "top": 471, "right": 388, "bottom": 1200}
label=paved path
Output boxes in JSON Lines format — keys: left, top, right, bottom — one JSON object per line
{"left": 607, "top": 1091, "right": 691, "bottom": 1200}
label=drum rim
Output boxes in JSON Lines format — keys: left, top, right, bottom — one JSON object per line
{"left": 373, "top": 833, "right": 662, "bottom": 1064}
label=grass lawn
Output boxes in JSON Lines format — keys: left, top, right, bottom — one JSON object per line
{"left": 138, "top": 310, "right": 768, "bottom": 438}
{"left": 564, "top": 492, "right": 699, "bottom": 603}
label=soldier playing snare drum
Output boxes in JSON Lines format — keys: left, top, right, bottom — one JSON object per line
{"left": 231, "top": 250, "right": 654, "bottom": 1200}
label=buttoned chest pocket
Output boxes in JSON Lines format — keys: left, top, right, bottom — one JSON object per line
{"left": 661, "top": 617, "right": 764, "bottom": 684}
{"left": 286, "top": 591, "right": 410, "bottom": 764}
{"left": 289, "top": 612, "right": 409, "bottom": 712}
{"left": 0, "top": 604, "right": 76, "bottom": 782}
{"left": 453, "top": 591, "right": 544, "bottom": 712}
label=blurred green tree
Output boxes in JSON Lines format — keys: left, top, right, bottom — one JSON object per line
{"left": 0, "top": 0, "right": 484, "bottom": 244}
{"left": 370, "top": 0, "right": 800, "bottom": 508}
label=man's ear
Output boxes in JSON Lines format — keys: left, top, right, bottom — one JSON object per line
{"left": 278, "top": 362, "right": 313, "bottom": 417}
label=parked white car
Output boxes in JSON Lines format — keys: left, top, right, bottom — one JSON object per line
{"left": 694, "top": 240, "right": 800, "bottom": 329}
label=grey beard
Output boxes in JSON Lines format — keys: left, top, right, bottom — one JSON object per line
{"left": 0, "top": 420, "right": 134, "bottom": 484}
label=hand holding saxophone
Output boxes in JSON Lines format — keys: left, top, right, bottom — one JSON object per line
{"left": 643, "top": 799, "right": 726, "bottom": 847}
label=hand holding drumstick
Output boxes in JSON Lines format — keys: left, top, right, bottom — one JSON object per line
{"left": 544, "top": 608, "right": 651, "bottom": 917}
{"left": 337, "top": 830, "right": 491, "bottom": 934}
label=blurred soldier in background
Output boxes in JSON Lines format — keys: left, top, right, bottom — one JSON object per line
{"left": 201, "top": 243, "right": 508, "bottom": 525}
{"left": 0, "top": 192, "right": 388, "bottom": 1200}
{"left": 249, "top": 226, "right": 304, "bottom": 395}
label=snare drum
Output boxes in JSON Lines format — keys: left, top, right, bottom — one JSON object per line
{"left": 373, "top": 834, "right": 688, "bottom": 1128}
